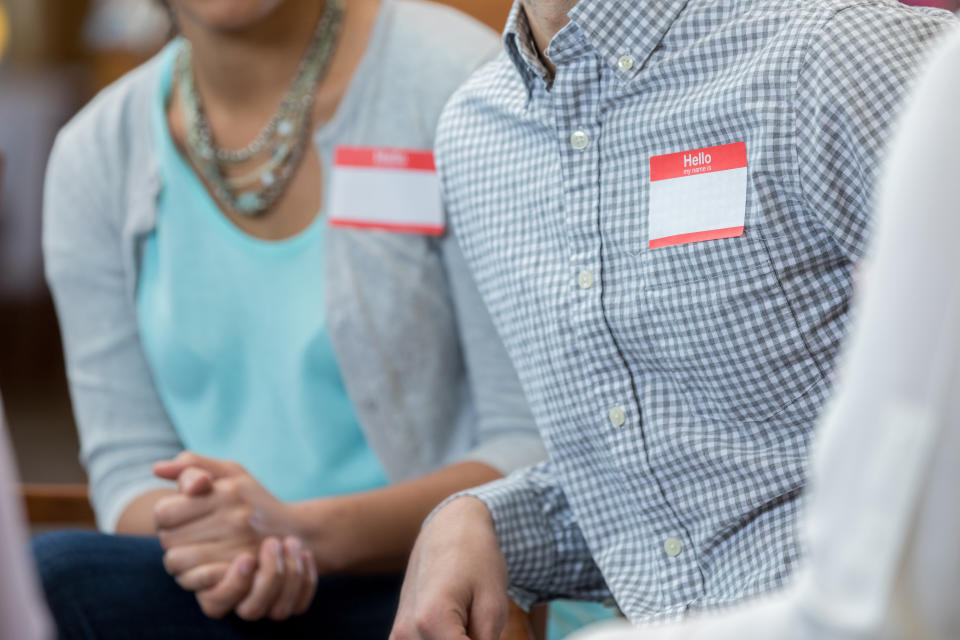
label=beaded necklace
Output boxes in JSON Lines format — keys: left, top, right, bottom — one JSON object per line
{"left": 175, "top": 0, "right": 343, "bottom": 216}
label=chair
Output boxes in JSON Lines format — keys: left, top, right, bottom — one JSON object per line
{"left": 21, "top": 483, "right": 95, "bottom": 528}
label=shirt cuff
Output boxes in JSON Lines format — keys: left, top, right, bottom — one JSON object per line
{"left": 430, "top": 474, "right": 559, "bottom": 610}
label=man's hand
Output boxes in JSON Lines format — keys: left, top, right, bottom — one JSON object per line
{"left": 152, "top": 452, "right": 318, "bottom": 620}
{"left": 390, "top": 496, "right": 510, "bottom": 640}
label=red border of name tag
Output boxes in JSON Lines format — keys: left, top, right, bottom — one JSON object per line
{"left": 648, "top": 142, "right": 747, "bottom": 249}
{"left": 329, "top": 146, "right": 444, "bottom": 236}
{"left": 649, "top": 141, "right": 747, "bottom": 182}
{"left": 333, "top": 147, "right": 437, "bottom": 172}
{"left": 327, "top": 218, "right": 445, "bottom": 235}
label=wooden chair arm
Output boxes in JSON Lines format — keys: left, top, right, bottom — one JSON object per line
{"left": 20, "top": 483, "right": 95, "bottom": 526}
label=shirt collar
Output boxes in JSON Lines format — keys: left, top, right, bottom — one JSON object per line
{"left": 503, "top": 1, "right": 550, "bottom": 95}
{"left": 503, "top": 0, "right": 690, "bottom": 95}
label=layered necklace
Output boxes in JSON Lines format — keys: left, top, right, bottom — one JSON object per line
{"left": 174, "top": 0, "right": 344, "bottom": 216}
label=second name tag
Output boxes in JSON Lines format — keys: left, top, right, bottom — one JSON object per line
{"left": 328, "top": 146, "right": 445, "bottom": 235}
{"left": 648, "top": 141, "right": 748, "bottom": 249}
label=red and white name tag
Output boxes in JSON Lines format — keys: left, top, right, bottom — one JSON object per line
{"left": 648, "top": 142, "right": 748, "bottom": 249}
{"left": 328, "top": 146, "right": 445, "bottom": 235}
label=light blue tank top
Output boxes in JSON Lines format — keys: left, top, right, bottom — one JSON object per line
{"left": 137, "top": 43, "right": 388, "bottom": 501}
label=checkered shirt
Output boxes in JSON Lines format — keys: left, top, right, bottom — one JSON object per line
{"left": 437, "top": 0, "right": 955, "bottom": 623}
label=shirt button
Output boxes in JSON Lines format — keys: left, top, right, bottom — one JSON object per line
{"left": 608, "top": 406, "right": 626, "bottom": 427}
{"left": 570, "top": 130, "right": 590, "bottom": 150}
{"left": 617, "top": 55, "right": 635, "bottom": 72}
{"left": 664, "top": 537, "right": 683, "bottom": 557}
{"left": 577, "top": 270, "right": 595, "bottom": 290}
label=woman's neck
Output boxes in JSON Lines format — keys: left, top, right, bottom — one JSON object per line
{"left": 177, "top": 1, "right": 325, "bottom": 117}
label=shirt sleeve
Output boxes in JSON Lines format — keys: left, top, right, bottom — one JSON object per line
{"left": 445, "top": 460, "right": 610, "bottom": 609}
{"left": 440, "top": 233, "right": 547, "bottom": 475}
{"left": 794, "top": 3, "right": 955, "bottom": 262}
{"left": 43, "top": 124, "right": 181, "bottom": 533}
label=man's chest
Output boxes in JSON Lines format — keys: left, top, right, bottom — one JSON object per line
{"left": 442, "top": 54, "right": 844, "bottom": 429}
{"left": 450, "top": 71, "right": 809, "bottom": 320}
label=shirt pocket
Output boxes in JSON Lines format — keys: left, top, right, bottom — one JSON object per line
{"left": 637, "top": 260, "right": 825, "bottom": 425}
{"left": 640, "top": 227, "right": 772, "bottom": 288}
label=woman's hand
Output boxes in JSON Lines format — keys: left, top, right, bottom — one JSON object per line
{"left": 187, "top": 535, "right": 318, "bottom": 620}
{"left": 152, "top": 452, "right": 318, "bottom": 620}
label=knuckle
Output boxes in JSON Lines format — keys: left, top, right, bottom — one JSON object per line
{"left": 389, "top": 618, "right": 413, "bottom": 640}
{"left": 414, "top": 610, "right": 441, "bottom": 635}
{"left": 476, "top": 601, "right": 506, "bottom": 627}
{"left": 228, "top": 506, "right": 253, "bottom": 533}
{"left": 196, "top": 565, "right": 216, "bottom": 585}
{"left": 162, "top": 550, "right": 178, "bottom": 575}
{"left": 235, "top": 602, "right": 261, "bottom": 622}
{"left": 153, "top": 498, "right": 172, "bottom": 524}
{"left": 198, "top": 596, "right": 224, "bottom": 619}
{"left": 234, "top": 474, "right": 254, "bottom": 492}
{"left": 217, "top": 477, "right": 241, "bottom": 500}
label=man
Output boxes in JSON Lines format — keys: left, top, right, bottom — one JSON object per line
{"left": 573, "top": 24, "right": 960, "bottom": 640}
{"left": 390, "top": 0, "right": 955, "bottom": 638}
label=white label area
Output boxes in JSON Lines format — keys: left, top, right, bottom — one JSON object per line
{"left": 328, "top": 147, "right": 444, "bottom": 235}
{"left": 648, "top": 142, "right": 748, "bottom": 249}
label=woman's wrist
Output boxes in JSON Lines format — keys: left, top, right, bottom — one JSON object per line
{"left": 288, "top": 497, "right": 356, "bottom": 574}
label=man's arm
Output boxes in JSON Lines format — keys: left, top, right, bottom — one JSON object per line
{"left": 391, "top": 460, "right": 609, "bottom": 640}
{"left": 794, "top": 2, "right": 955, "bottom": 262}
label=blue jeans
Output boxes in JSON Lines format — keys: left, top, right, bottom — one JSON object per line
{"left": 32, "top": 530, "right": 403, "bottom": 640}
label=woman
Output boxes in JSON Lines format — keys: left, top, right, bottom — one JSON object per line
{"left": 35, "top": 0, "right": 545, "bottom": 637}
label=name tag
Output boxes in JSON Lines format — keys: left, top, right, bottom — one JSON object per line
{"left": 328, "top": 146, "right": 445, "bottom": 235}
{"left": 648, "top": 142, "right": 748, "bottom": 249}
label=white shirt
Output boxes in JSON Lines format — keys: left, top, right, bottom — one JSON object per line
{"left": 573, "top": 25, "right": 960, "bottom": 640}
{"left": 0, "top": 397, "right": 52, "bottom": 640}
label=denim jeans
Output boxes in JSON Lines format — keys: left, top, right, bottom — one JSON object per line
{"left": 32, "top": 530, "right": 402, "bottom": 640}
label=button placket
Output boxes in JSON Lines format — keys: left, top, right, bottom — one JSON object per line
{"left": 554, "top": 55, "right": 637, "bottom": 440}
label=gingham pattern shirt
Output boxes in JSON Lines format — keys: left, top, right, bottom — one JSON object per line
{"left": 437, "top": 0, "right": 955, "bottom": 623}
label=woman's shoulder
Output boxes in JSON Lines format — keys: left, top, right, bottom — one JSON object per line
{"left": 44, "top": 47, "right": 170, "bottom": 237}
{"left": 52, "top": 48, "right": 167, "bottom": 175}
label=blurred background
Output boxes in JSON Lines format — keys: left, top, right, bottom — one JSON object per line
{"left": 0, "top": 0, "right": 955, "bottom": 490}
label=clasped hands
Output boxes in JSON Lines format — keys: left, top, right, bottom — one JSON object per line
{"left": 152, "top": 452, "right": 318, "bottom": 621}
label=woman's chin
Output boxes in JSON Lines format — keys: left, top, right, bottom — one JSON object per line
{"left": 169, "top": 0, "right": 289, "bottom": 33}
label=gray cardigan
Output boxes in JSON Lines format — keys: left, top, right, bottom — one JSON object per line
{"left": 42, "top": 0, "right": 545, "bottom": 531}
